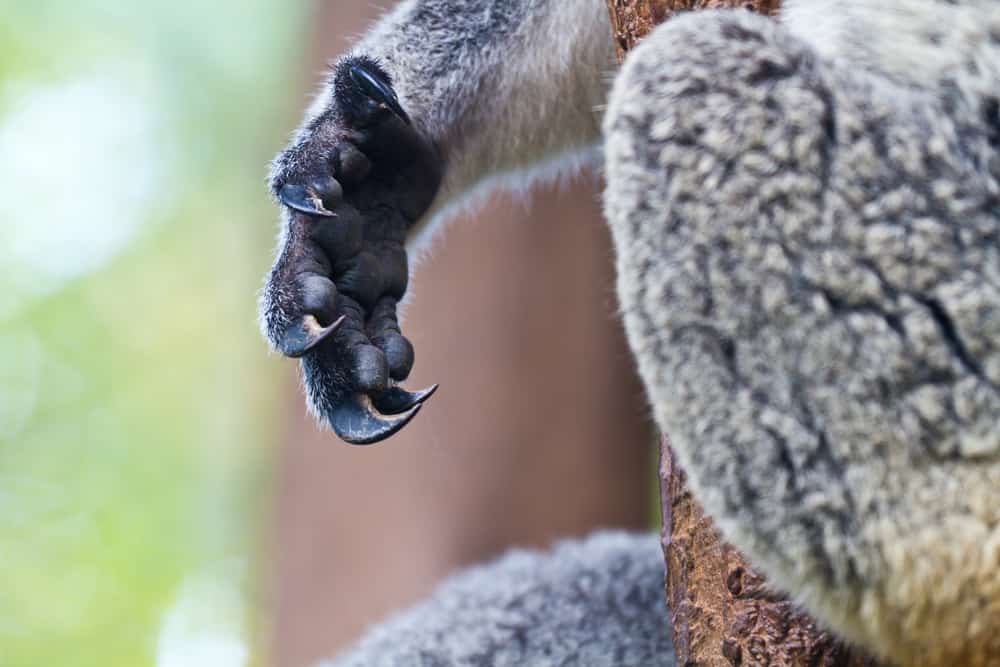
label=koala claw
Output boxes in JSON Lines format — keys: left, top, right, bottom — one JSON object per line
{"left": 332, "top": 392, "right": 423, "bottom": 445}
{"left": 348, "top": 63, "right": 410, "bottom": 125}
{"left": 372, "top": 383, "right": 439, "bottom": 415}
{"left": 278, "top": 314, "right": 345, "bottom": 359}
{"left": 278, "top": 183, "right": 337, "bottom": 217}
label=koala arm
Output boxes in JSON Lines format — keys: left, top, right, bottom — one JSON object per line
{"left": 604, "top": 4, "right": 1000, "bottom": 665}
{"left": 261, "top": 0, "right": 615, "bottom": 443}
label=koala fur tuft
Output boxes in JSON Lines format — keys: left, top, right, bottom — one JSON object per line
{"left": 322, "top": 532, "right": 674, "bottom": 667}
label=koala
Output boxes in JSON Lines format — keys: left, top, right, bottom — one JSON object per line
{"left": 260, "top": 0, "right": 1000, "bottom": 665}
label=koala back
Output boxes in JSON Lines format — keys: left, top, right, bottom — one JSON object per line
{"left": 604, "top": 4, "right": 1000, "bottom": 664}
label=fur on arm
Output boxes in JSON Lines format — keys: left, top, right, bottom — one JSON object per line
{"left": 321, "top": 532, "right": 675, "bottom": 667}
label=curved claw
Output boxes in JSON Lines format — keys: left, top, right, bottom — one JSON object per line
{"left": 372, "top": 384, "right": 439, "bottom": 415}
{"left": 349, "top": 64, "right": 411, "bottom": 125}
{"left": 331, "top": 393, "right": 421, "bottom": 445}
{"left": 278, "top": 183, "right": 336, "bottom": 217}
{"left": 278, "top": 314, "right": 345, "bottom": 358}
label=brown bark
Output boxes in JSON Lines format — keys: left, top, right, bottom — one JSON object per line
{"left": 603, "top": 2, "right": 888, "bottom": 664}
{"left": 605, "top": 0, "right": 781, "bottom": 62}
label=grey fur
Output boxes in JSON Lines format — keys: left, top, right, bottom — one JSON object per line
{"left": 604, "top": 5, "right": 1000, "bottom": 663}
{"left": 321, "top": 532, "right": 675, "bottom": 667}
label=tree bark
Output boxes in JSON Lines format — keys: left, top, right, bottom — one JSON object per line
{"left": 603, "top": 2, "right": 888, "bottom": 664}
{"left": 605, "top": 0, "right": 781, "bottom": 62}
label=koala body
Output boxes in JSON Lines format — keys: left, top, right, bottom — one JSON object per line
{"left": 606, "top": 6, "right": 1000, "bottom": 664}
{"left": 263, "top": 1, "right": 1000, "bottom": 664}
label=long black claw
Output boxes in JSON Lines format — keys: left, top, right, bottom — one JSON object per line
{"left": 373, "top": 384, "right": 438, "bottom": 415}
{"left": 278, "top": 314, "right": 345, "bottom": 358}
{"left": 278, "top": 183, "right": 336, "bottom": 217}
{"left": 349, "top": 64, "right": 411, "bottom": 125}
{"left": 331, "top": 393, "right": 421, "bottom": 445}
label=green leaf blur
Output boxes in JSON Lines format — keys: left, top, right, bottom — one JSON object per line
{"left": 0, "top": 1, "right": 308, "bottom": 664}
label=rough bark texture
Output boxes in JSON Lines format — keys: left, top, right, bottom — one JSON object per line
{"left": 605, "top": 0, "right": 781, "bottom": 62}
{"left": 661, "top": 446, "right": 885, "bottom": 667}
{"left": 603, "top": 2, "right": 887, "bottom": 664}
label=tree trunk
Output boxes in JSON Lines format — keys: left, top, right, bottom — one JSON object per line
{"left": 605, "top": 0, "right": 781, "bottom": 62}
{"left": 603, "top": 2, "right": 888, "bottom": 664}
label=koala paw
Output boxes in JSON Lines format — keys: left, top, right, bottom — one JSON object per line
{"left": 262, "top": 56, "right": 443, "bottom": 444}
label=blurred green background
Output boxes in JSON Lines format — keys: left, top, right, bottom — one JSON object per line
{"left": 0, "top": 1, "right": 309, "bottom": 664}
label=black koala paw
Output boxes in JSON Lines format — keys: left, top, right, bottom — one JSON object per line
{"left": 262, "top": 56, "right": 443, "bottom": 445}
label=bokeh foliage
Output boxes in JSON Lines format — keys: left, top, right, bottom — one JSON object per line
{"left": 0, "top": 1, "right": 310, "bottom": 664}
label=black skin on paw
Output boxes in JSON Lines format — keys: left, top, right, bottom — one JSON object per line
{"left": 262, "top": 56, "right": 443, "bottom": 444}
